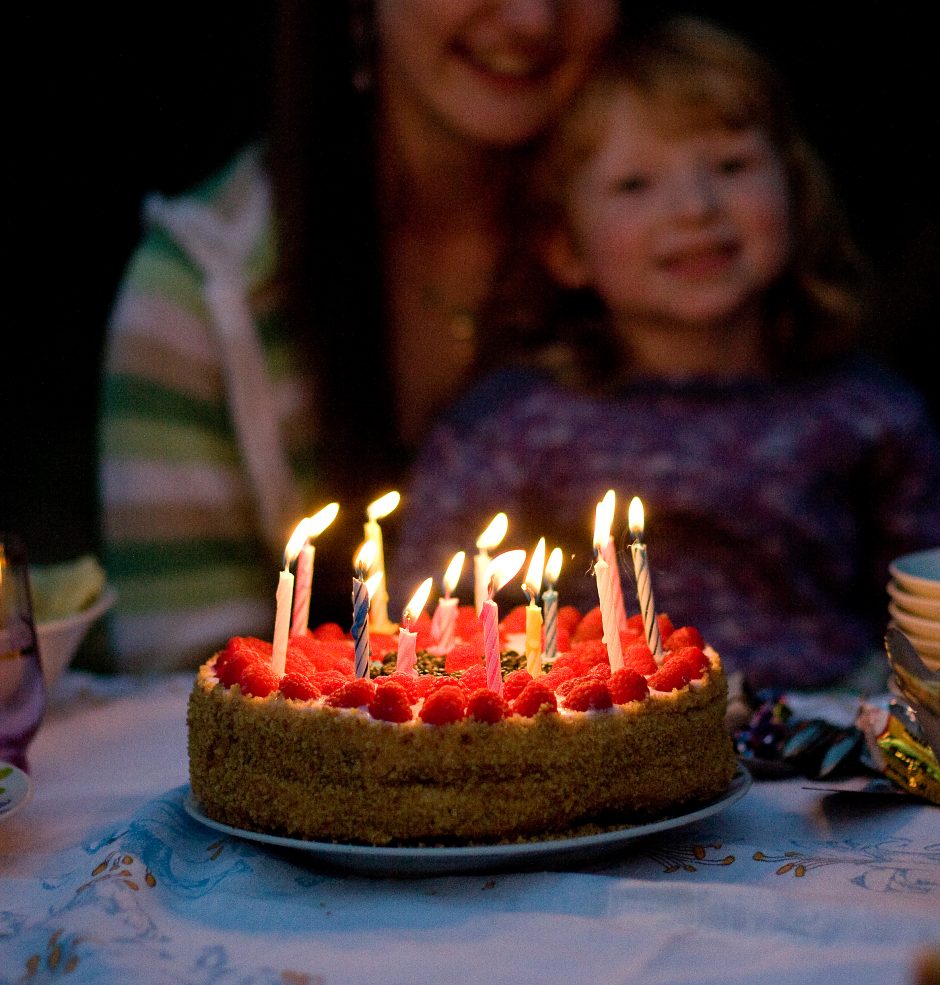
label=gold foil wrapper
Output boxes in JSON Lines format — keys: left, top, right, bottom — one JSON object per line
{"left": 877, "top": 716, "right": 940, "bottom": 805}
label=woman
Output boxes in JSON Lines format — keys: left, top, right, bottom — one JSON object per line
{"left": 99, "top": 0, "right": 618, "bottom": 670}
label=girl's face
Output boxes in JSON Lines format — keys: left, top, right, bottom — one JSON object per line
{"left": 558, "top": 84, "right": 792, "bottom": 332}
{"left": 377, "top": 0, "right": 618, "bottom": 147}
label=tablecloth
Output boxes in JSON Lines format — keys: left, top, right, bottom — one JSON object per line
{"left": 1, "top": 673, "right": 937, "bottom": 985}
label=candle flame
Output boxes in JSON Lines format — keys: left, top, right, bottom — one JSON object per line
{"left": 523, "top": 538, "right": 546, "bottom": 598}
{"left": 307, "top": 502, "right": 339, "bottom": 538}
{"left": 486, "top": 549, "right": 526, "bottom": 595}
{"left": 443, "top": 551, "right": 465, "bottom": 595}
{"left": 365, "top": 571, "right": 384, "bottom": 600}
{"left": 354, "top": 540, "right": 378, "bottom": 573}
{"left": 628, "top": 496, "right": 645, "bottom": 537}
{"left": 403, "top": 577, "right": 433, "bottom": 625}
{"left": 545, "top": 547, "right": 563, "bottom": 585}
{"left": 476, "top": 512, "right": 508, "bottom": 550}
{"left": 593, "top": 494, "right": 614, "bottom": 550}
{"left": 366, "top": 490, "right": 400, "bottom": 521}
{"left": 284, "top": 518, "right": 311, "bottom": 564}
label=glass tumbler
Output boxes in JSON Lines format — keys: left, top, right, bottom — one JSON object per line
{"left": 0, "top": 533, "right": 46, "bottom": 771}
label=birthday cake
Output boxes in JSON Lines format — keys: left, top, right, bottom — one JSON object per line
{"left": 187, "top": 608, "right": 737, "bottom": 845}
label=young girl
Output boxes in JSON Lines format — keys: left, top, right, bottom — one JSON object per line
{"left": 395, "top": 16, "right": 940, "bottom": 689}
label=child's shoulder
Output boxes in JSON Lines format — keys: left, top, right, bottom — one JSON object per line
{"left": 821, "top": 354, "right": 934, "bottom": 424}
{"left": 441, "top": 365, "right": 562, "bottom": 434}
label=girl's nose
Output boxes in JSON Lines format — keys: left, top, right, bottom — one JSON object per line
{"left": 670, "top": 167, "right": 721, "bottom": 223}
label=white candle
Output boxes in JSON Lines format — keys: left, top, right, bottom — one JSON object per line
{"left": 523, "top": 538, "right": 546, "bottom": 678}
{"left": 431, "top": 551, "right": 465, "bottom": 655}
{"left": 600, "top": 489, "right": 628, "bottom": 632}
{"left": 291, "top": 502, "right": 339, "bottom": 636}
{"left": 364, "top": 491, "right": 399, "bottom": 633}
{"left": 397, "top": 577, "right": 433, "bottom": 677}
{"left": 542, "top": 547, "right": 563, "bottom": 662}
{"left": 480, "top": 549, "right": 526, "bottom": 694}
{"left": 629, "top": 496, "right": 664, "bottom": 663}
{"left": 273, "top": 520, "right": 309, "bottom": 674}
{"left": 352, "top": 541, "right": 378, "bottom": 678}
{"left": 593, "top": 500, "right": 624, "bottom": 672}
{"left": 474, "top": 512, "right": 508, "bottom": 614}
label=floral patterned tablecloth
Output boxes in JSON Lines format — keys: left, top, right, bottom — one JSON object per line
{"left": 1, "top": 673, "right": 937, "bottom": 985}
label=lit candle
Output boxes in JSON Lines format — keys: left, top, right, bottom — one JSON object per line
{"left": 290, "top": 502, "right": 339, "bottom": 636}
{"left": 430, "top": 550, "right": 465, "bottom": 655}
{"left": 592, "top": 498, "right": 624, "bottom": 672}
{"left": 480, "top": 549, "right": 526, "bottom": 694}
{"left": 364, "top": 491, "right": 400, "bottom": 633}
{"left": 273, "top": 520, "right": 309, "bottom": 676}
{"left": 397, "top": 577, "right": 433, "bottom": 677}
{"left": 629, "top": 496, "right": 664, "bottom": 663}
{"left": 522, "top": 538, "right": 546, "bottom": 678}
{"left": 600, "top": 489, "right": 629, "bottom": 632}
{"left": 474, "top": 512, "right": 508, "bottom": 614}
{"left": 542, "top": 547, "right": 563, "bottom": 662}
{"left": 352, "top": 541, "right": 379, "bottom": 679}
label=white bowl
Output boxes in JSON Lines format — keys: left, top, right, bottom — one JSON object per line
{"left": 886, "top": 579, "right": 940, "bottom": 619}
{"left": 888, "top": 602, "right": 940, "bottom": 641}
{"left": 889, "top": 547, "right": 940, "bottom": 599}
{"left": 36, "top": 586, "right": 117, "bottom": 687}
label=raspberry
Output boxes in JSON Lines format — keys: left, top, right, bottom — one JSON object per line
{"left": 587, "top": 661, "right": 612, "bottom": 680}
{"left": 503, "top": 668, "right": 534, "bottom": 702}
{"left": 368, "top": 633, "right": 399, "bottom": 660}
{"left": 555, "top": 676, "right": 583, "bottom": 699}
{"left": 563, "top": 679, "right": 613, "bottom": 712}
{"left": 279, "top": 671, "right": 322, "bottom": 702}
{"left": 542, "top": 665, "right": 576, "bottom": 691}
{"left": 608, "top": 668, "right": 649, "bottom": 704}
{"left": 664, "top": 626, "right": 705, "bottom": 651}
{"left": 668, "top": 645, "right": 709, "bottom": 680}
{"left": 311, "top": 622, "right": 347, "bottom": 640}
{"left": 219, "top": 635, "right": 271, "bottom": 663}
{"left": 284, "top": 645, "right": 315, "bottom": 678}
{"left": 309, "top": 670, "right": 348, "bottom": 695}
{"left": 216, "top": 651, "right": 255, "bottom": 688}
{"left": 658, "top": 613, "right": 675, "bottom": 640}
{"left": 618, "top": 627, "right": 644, "bottom": 649}
{"left": 572, "top": 639, "right": 610, "bottom": 667}
{"left": 511, "top": 681, "right": 557, "bottom": 718}
{"left": 456, "top": 605, "right": 480, "bottom": 639}
{"left": 445, "top": 642, "right": 482, "bottom": 673}
{"left": 384, "top": 672, "right": 420, "bottom": 703}
{"left": 458, "top": 665, "right": 489, "bottom": 693}
{"left": 326, "top": 678, "right": 377, "bottom": 708}
{"left": 368, "top": 680, "right": 413, "bottom": 722}
{"left": 556, "top": 627, "right": 571, "bottom": 653}
{"left": 623, "top": 642, "right": 658, "bottom": 675}
{"left": 647, "top": 661, "right": 692, "bottom": 693}
{"left": 419, "top": 685, "right": 467, "bottom": 725}
{"left": 500, "top": 604, "right": 528, "bottom": 633}
{"left": 238, "top": 662, "right": 280, "bottom": 698}
{"left": 572, "top": 606, "right": 604, "bottom": 642}
{"left": 466, "top": 688, "right": 509, "bottom": 723}
{"left": 557, "top": 605, "right": 582, "bottom": 633}
{"left": 552, "top": 652, "right": 586, "bottom": 675}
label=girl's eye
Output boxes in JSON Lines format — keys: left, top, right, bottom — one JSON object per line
{"left": 717, "top": 155, "right": 751, "bottom": 175}
{"left": 613, "top": 175, "right": 649, "bottom": 194}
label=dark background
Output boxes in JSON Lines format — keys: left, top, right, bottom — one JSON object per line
{"left": 6, "top": 3, "right": 938, "bottom": 568}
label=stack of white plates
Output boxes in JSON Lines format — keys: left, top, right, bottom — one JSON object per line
{"left": 887, "top": 547, "right": 940, "bottom": 671}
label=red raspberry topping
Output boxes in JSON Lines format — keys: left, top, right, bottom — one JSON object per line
{"left": 219, "top": 635, "right": 271, "bottom": 663}
{"left": 503, "top": 668, "right": 534, "bottom": 702}
{"left": 419, "top": 684, "right": 467, "bottom": 725}
{"left": 368, "top": 633, "right": 399, "bottom": 660}
{"left": 238, "top": 662, "right": 280, "bottom": 698}
{"left": 368, "top": 680, "right": 413, "bottom": 722}
{"left": 647, "top": 661, "right": 692, "bottom": 693}
{"left": 311, "top": 622, "right": 347, "bottom": 641}
{"left": 572, "top": 606, "right": 603, "bottom": 642}
{"left": 563, "top": 679, "right": 613, "bottom": 712}
{"left": 384, "top": 672, "right": 420, "bottom": 703}
{"left": 587, "top": 661, "right": 612, "bottom": 680}
{"left": 618, "top": 626, "right": 645, "bottom": 649}
{"left": 445, "top": 642, "right": 482, "bottom": 673}
{"left": 608, "top": 668, "right": 649, "bottom": 704}
{"left": 284, "top": 645, "right": 315, "bottom": 678}
{"left": 511, "top": 681, "right": 558, "bottom": 718}
{"left": 330, "top": 657, "right": 355, "bottom": 679}
{"left": 555, "top": 676, "right": 583, "bottom": 699}
{"left": 626, "top": 613, "right": 645, "bottom": 635}
{"left": 413, "top": 611, "right": 435, "bottom": 651}
{"left": 555, "top": 627, "right": 572, "bottom": 653}
{"left": 623, "top": 642, "right": 658, "bottom": 675}
{"left": 456, "top": 604, "right": 480, "bottom": 638}
{"left": 500, "top": 604, "right": 528, "bottom": 633}
{"left": 458, "top": 664, "right": 489, "bottom": 693}
{"left": 668, "top": 645, "right": 709, "bottom": 680}
{"left": 552, "top": 652, "right": 586, "bottom": 675}
{"left": 542, "top": 665, "right": 576, "bottom": 691}
{"left": 309, "top": 670, "right": 348, "bottom": 695}
{"left": 278, "top": 671, "right": 322, "bottom": 702}
{"left": 664, "top": 626, "right": 705, "bottom": 651}
{"left": 326, "top": 678, "right": 377, "bottom": 708}
{"left": 572, "top": 639, "right": 610, "bottom": 667}
{"left": 557, "top": 605, "right": 582, "bottom": 633}
{"left": 216, "top": 651, "right": 255, "bottom": 688}
{"left": 466, "top": 688, "right": 509, "bottom": 723}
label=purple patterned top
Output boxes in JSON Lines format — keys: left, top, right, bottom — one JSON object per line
{"left": 395, "top": 357, "right": 940, "bottom": 688}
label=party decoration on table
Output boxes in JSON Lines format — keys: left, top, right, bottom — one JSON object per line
{"left": 542, "top": 547, "right": 563, "bottom": 662}
{"left": 397, "top": 578, "right": 433, "bottom": 677}
{"left": 363, "top": 491, "right": 400, "bottom": 633}
{"left": 592, "top": 496, "right": 624, "bottom": 672}
{"left": 599, "top": 490, "right": 628, "bottom": 632}
{"left": 522, "top": 538, "right": 546, "bottom": 678}
{"left": 474, "top": 512, "right": 508, "bottom": 614}
{"left": 430, "top": 551, "right": 465, "bottom": 655}
{"left": 29, "top": 554, "right": 107, "bottom": 623}
{"left": 290, "top": 502, "right": 339, "bottom": 637}
{"left": 352, "top": 541, "right": 379, "bottom": 679}
{"left": 628, "top": 496, "right": 664, "bottom": 663}
{"left": 480, "top": 549, "right": 526, "bottom": 694}
{"left": 272, "top": 521, "right": 310, "bottom": 676}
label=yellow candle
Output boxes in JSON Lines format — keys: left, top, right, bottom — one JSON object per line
{"left": 523, "top": 538, "right": 546, "bottom": 677}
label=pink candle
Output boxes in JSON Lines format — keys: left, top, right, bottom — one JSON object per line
{"left": 290, "top": 542, "right": 314, "bottom": 636}
{"left": 430, "top": 551, "right": 465, "bottom": 655}
{"left": 479, "top": 550, "right": 526, "bottom": 694}
{"left": 397, "top": 578, "right": 432, "bottom": 677}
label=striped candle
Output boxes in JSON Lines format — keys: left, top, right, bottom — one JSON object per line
{"left": 629, "top": 497, "right": 664, "bottom": 663}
